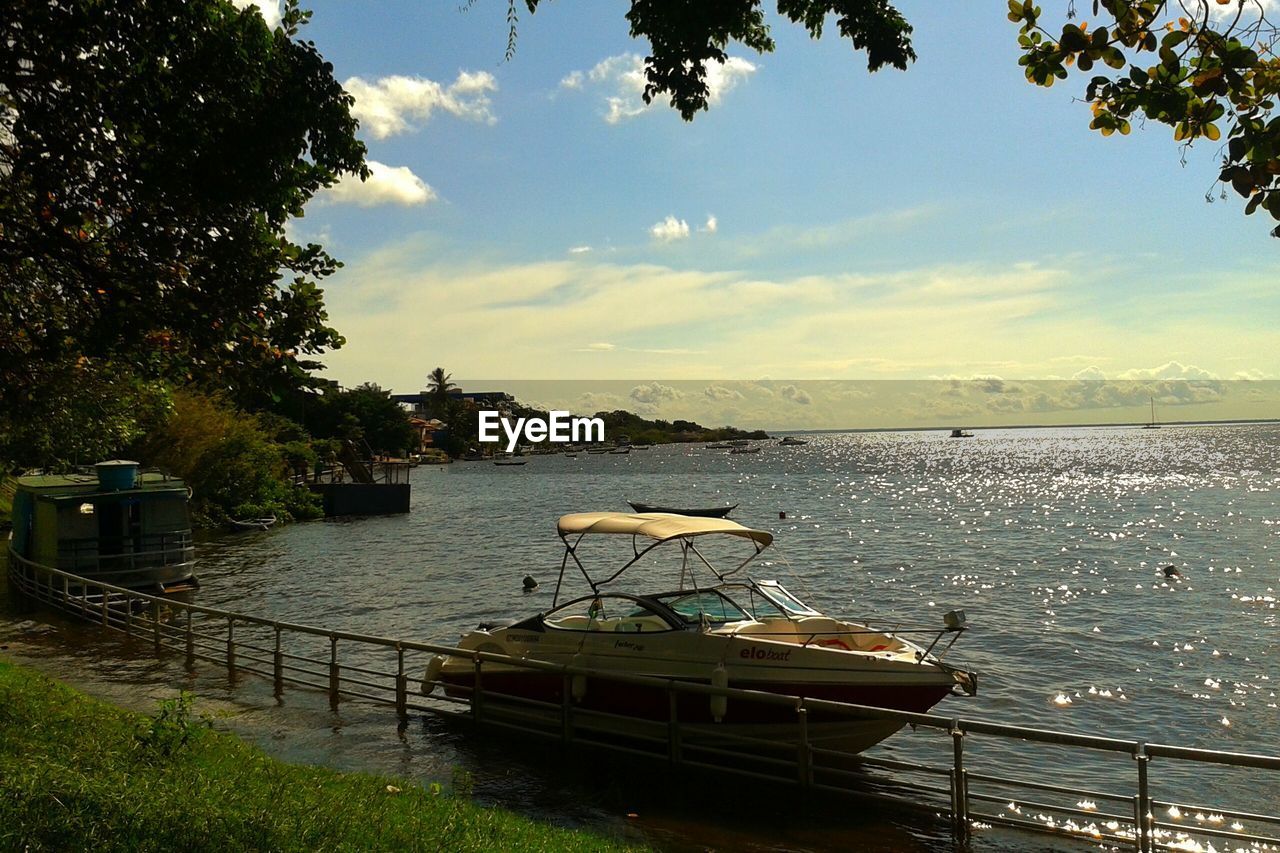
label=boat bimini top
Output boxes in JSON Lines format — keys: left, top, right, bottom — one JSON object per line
{"left": 553, "top": 511, "right": 773, "bottom": 605}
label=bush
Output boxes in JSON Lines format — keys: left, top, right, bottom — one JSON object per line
{"left": 133, "top": 391, "right": 319, "bottom": 524}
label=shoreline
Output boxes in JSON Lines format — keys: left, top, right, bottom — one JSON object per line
{"left": 0, "top": 658, "right": 643, "bottom": 852}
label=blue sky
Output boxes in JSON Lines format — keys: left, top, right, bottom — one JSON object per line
{"left": 241, "top": 1, "right": 1278, "bottom": 402}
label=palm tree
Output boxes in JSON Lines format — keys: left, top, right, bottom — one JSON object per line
{"left": 425, "top": 367, "right": 458, "bottom": 411}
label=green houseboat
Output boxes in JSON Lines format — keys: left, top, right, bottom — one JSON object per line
{"left": 7, "top": 460, "right": 197, "bottom": 593}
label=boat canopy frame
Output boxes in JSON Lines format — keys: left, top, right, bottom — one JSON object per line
{"left": 552, "top": 512, "right": 772, "bottom": 606}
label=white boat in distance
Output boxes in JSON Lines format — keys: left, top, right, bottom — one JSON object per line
{"left": 424, "top": 512, "right": 977, "bottom": 753}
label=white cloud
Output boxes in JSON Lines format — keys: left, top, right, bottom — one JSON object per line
{"left": 344, "top": 72, "right": 497, "bottom": 140}
{"left": 323, "top": 160, "right": 435, "bottom": 207}
{"left": 780, "top": 384, "right": 812, "bottom": 405}
{"left": 562, "top": 53, "right": 757, "bottom": 124}
{"left": 700, "top": 215, "right": 718, "bottom": 234}
{"left": 568, "top": 245, "right": 592, "bottom": 255}
{"left": 584, "top": 342, "right": 616, "bottom": 351}
{"left": 650, "top": 216, "right": 690, "bottom": 242}
{"left": 705, "top": 385, "right": 744, "bottom": 401}
{"left": 1116, "top": 361, "right": 1217, "bottom": 381}
{"left": 630, "top": 382, "right": 683, "bottom": 405}
{"left": 231, "top": 0, "right": 281, "bottom": 29}
{"left": 1072, "top": 366, "right": 1107, "bottom": 380}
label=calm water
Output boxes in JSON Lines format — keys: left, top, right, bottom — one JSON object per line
{"left": 5, "top": 424, "right": 1279, "bottom": 851}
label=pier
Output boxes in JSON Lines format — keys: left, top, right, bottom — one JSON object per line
{"left": 8, "top": 554, "right": 1280, "bottom": 852}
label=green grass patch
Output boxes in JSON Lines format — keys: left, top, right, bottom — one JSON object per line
{"left": 0, "top": 661, "right": 643, "bottom": 851}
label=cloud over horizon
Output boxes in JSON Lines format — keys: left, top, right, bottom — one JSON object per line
{"left": 345, "top": 71, "right": 497, "bottom": 140}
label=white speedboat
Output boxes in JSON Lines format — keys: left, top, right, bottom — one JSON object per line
{"left": 425, "top": 512, "right": 976, "bottom": 754}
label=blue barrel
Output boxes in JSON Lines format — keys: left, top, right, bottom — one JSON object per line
{"left": 96, "top": 460, "right": 140, "bottom": 490}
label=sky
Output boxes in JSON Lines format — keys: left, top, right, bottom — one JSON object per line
{"left": 236, "top": 1, "right": 1279, "bottom": 427}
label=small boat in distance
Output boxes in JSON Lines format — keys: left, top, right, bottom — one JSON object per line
{"left": 627, "top": 501, "right": 737, "bottom": 518}
{"left": 1143, "top": 396, "right": 1160, "bottom": 429}
{"left": 778, "top": 436, "right": 808, "bottom": 446}
{"left": 229, "top": 516, "right": 276, "bottom": 532}
{"left": 949, "top": 429, "right": 975, "bottom": 439}
{"left": 730, "top": 446, "right": 761, "bottom": 454}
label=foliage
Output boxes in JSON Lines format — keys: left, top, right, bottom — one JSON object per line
{"left": 307, "top": 383, "right": 416, "bottom": 456}
{"left": 132, "top": 391, "right": 322, "bottom": 523}
{"left": 515, "top": 0, "right": 1280, "bottom": 234}
{"left": 1010, "top": 1, "right": 1280, "bottom": 234}
{"left": 518, "top": 0, "right": 914, "bottom": 120}
{"left": 0, "top": 359, "right": 172, "bottom": 470}
{"left": 0, "top": 0, "right": 368, "bottom": 423}
{"left": 0, "top": 662, "right": 642, "bottom": 852}
{"left": 419, "top": 366, "right": 460, "bottom": 418}
{"left": 134, "top": 692, "right": 208, "bottom": 762}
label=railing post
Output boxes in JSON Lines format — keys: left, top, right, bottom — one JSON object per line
{"left": 796, "top": 706, "right": 813, "bottom": 789}
{"left": 667, "top": 686, "right": 681, "bottom": 766}
{"left": 951, "top": 723, "right": 969, "bottom": 843}
{"left": 62, "top": 575, "right": 68, "bottom": 607}
{"left": 123, "top": 593, "right": 132, "bottom": 636}
{"left": 395, "top": 644, "right": 407, "bottom": 720}
{"left": 561, "top": 673, "right": 573, "bottom": 744}
{"left": 1134, "top": 742, "right": 1150, "bottom": 853}
{"left": 150, "top": 600, "right": 161, "bottom": 651}
{"left": 226, "top": 617, "right": 236, "bottom": 678}
{"left": 185, "top": 610, "right": 194, "bottom": 668}
{"left": 328, "top": 635, "right": 340, "bottom": 708}
{"left": 100, "top": 587, "right": 109, "bottom": 627}
{"left": 273, "top": 625, "right": 284, "bottom": 696}
{"left": 472, "top": 657, "right": 483, "bottom": 725}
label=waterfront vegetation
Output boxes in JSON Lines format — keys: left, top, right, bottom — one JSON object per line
{"left": 0, "top": 661, "right": 640, "bottom": 852}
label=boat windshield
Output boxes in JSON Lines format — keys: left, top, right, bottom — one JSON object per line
{"left": 715, "top": 580, "right": 821, "bottom": 619}
{"left": 651, "top": 589, "right": 750, "bottom": 624}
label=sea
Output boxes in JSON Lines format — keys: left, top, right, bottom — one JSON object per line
{"left": 3, "top": 423, "right": 1278, "bottom": 851}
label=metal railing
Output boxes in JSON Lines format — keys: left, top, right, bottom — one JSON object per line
{"left": 7, "top": 551, "right": 1280, "bottom": 852}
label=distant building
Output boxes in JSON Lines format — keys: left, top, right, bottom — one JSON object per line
{"left": 408, "top": 417, "right": 445, "bottom": 451}
{"left": 391, "top": 390, "right": 513, "bottom": 411}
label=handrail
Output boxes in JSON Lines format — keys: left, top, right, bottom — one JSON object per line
{"left": 8, "top": 550, "right": 1280, "bottom": 853}
{"left": 10, "top": 548, "right": 1280, "bottom": 772}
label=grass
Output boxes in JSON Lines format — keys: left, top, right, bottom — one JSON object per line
{"left": 0, "top": 660, "right": 643, "bottom": 852}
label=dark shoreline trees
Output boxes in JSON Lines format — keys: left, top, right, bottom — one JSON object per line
{"left": 0, "top": 0, "right": 367, "bottom": 466}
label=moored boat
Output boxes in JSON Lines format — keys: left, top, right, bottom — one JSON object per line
{"left": 423, "top": 512, "right": 976, "bottom": 753}
{"left": 627, "top": 500, "right": 736, "bottom": 518}
{"left": 6, "top": 460, "right": 198, "bottom": 593}
{"left": 228, "top": 516, "right": 277, "bottom": 532}
{"left": 778, "top": 436, "right": 808, "bottom": 446}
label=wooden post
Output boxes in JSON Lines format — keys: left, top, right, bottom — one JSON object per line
{"left": 328, "top": 636, "right": 340, "bottom": 708}
{"left": 226, "top": 617, "right": 236, "bottom": 678}
{"left": 472, "top": 657, "right": 483, "bottom": 725}
{"left": 273, "top": 625, "right": 284, "bottom": 696}
{"left": 667, "top": 687, "right": 681, "bottom": 766}
{"left": 561, "top": 673, "right": 573, "bottom": 745}
{"left": 62, "top": 576, "right": 69, "bottom": 607}
{"left": 150, "top": 600, "right": 161, "bottom": 651}
{"left": 951, "top": 724, "right": 969, "bottom": 843}
{"left": 395, "top": 645, "right": 407, "bottom": 720}
{"left": 1134, "top": 743, "right": 1151, "bottom": 853}
{"left": 100, "top": 588, "right": 109, "bottom": 627}
{"left": 185, "top": 610, "right": 194, "bottom": 668}
{"left": 123, "top": 593, "right": 132, "bottom": 636}
{"left": 796, "top": 706, "right": 813, "bottom": 789}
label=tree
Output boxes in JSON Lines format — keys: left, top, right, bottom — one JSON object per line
{"left": 308, "top": 383, "right": 416, "bottom": 456}
{"left": 425, "top": 367, "right": 459, "bottom": 410}
{"left": 516, "top": 0, "right": 1280, "bottom": 235}
{"left": 0, "top": 0, "right": 368, "bottom": 442}
{"left": 1011, "top": 1, "right": 1280, "bottom": 235}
